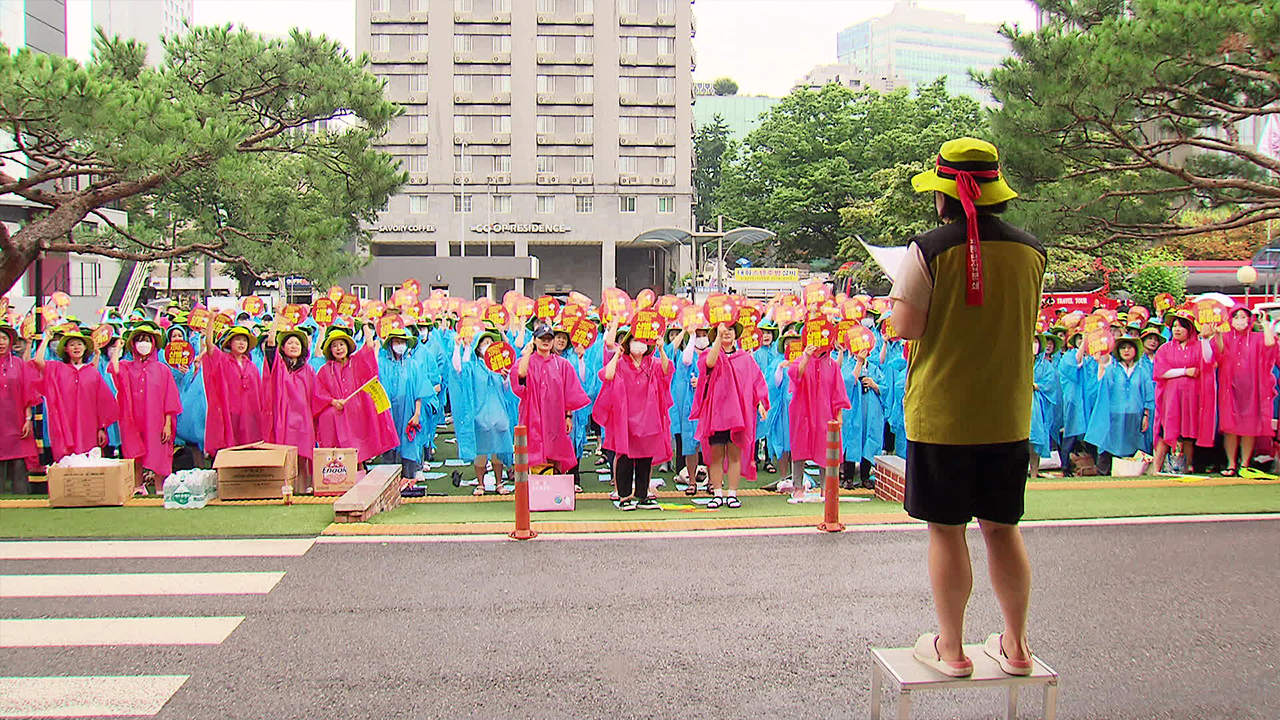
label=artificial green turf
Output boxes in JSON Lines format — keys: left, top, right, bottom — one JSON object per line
{"left": 0, "top": 504, "right": 333, "bottom": 538}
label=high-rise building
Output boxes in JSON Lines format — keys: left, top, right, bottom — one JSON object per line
{"left": 692, "top": 95, "right": 780, "bottom": 141}
{"left": 353, "top": 0, "right": 695, "bottom": 302}
{"left": 835, "top": 0, "right": 1009, "bottom": 103}
{"left": 794, "top": 63, "right": 901, "bottom": 94}
{"left": 91, "top": 0, "right": 192, "bottom": 64}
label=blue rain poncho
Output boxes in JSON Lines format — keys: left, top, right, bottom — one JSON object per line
{"left": 1084, "top": 359, "right": 1154, "bottom": 458}
{"left": 840, "top": 352, "right": 885, "bottom": 463}
{"left": 761, "top": 345, "right": 791, "bottom": 460}
{"left": 445, "top": 337, "right": 517, "bottom": 465}
{"left": 1057, "top": 351, "right": 1088, "bottom": 439}
{"left": 1030, "top": 354, "right": 1060, "bottom": 457}
{"left": 668, "top": 338, "right": 702, "bottom": 456}
{"left": 879, "top": 340, "right": 908, "bottom": 457}
{"left": 378, "top": 345, "right": 433, "bottom": 465}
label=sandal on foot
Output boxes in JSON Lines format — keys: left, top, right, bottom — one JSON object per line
{"left": 983, "top": 633, "right": 1033, "bottom": 676}
{"left": 725, "top": 496, "right": 741, "bottom": 509}
{"left": 764, "top": 462, "right": 777, "bottom": 474}
{"left": 684, "top": 485, "right": 698, "bottom": 496}
{"left": 472, "top": 486, "right": 486, "bottom": 496}
{"left": 706, "top": 496, "right": 724, "bottom": 509}
{"left": 1220, "top": 467, "right": 1238, "bottom": 477}
{"left": 913, "top": 633, "right": 973, "bottom": 678}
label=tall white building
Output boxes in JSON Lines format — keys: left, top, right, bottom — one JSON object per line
{"left": 91, "top": 0, "right": 191, "bottom": 63}
{"left": 352, "top": 0, "right": 696, "bottom": 302}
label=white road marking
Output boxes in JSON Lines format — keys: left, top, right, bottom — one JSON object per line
{"left": 0, "top": 572, "right": 285, "bottom": 598}
{"left": 0, "top": 616, "right": 245, "bottom": 647}
{"left": 0, "top": 538, "right": 314, "bottom": 560}
{"left": 0, "top": 675, "right": 188, "bottom": 717}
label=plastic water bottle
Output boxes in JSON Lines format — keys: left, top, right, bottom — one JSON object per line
{"left": 163, "top": 474, "right": 179, "bottom": 509}
{"left": 188, "top": 474, "right": 207, "bottom": 509}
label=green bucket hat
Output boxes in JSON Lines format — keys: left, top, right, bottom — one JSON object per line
{"left": 124, "top": 320, "right": 164, "bottom": 348}
{"left": 320, "top": 327, "right": 357, "bottom": 359}
{"left": 57, "top": 330, "right": 97, "bottom": 362}
{"left": 219, "top": 326, "right": 259, "bottom": 351}
{"left": 382, "top": 327, "right": 419, "bottom": 351}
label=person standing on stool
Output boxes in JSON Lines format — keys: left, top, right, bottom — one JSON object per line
{"left": 891, "top": 138, "right": 1045, "bottom": 678}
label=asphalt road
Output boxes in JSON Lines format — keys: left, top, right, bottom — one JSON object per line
{"left": 2, "top": 519, "right": 1277, "bottom": 719}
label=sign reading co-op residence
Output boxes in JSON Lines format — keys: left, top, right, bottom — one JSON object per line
{"left": 471, "top": 223, "right": 571, "bottom": 234}
{"left": 734, "top": 268, "right": 801, "bottom": 283}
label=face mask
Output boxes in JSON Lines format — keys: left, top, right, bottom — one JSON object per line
{"left": 134, "top": 341, "right": 153, "bottom": 356}
{"left": 861, "top": 318, "right": 876, "bottom": 329}
{"left": 693, "top": 336, "right": 709, "bottom": 350}
{"left": 478, "top": 342, "right": 493, "bottom": 356}
{"left": 629, "top": 340, "right": 648, "bottom": 355}
{"left": 391, "top": 342, "right": 407, "bottom": 356}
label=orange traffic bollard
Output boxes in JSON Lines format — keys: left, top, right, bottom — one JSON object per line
{"left": 818, "top": 419, "right": 845, "bottom": 532}
{"left": 509, "top": 425, "right": 537, "bottom": 540}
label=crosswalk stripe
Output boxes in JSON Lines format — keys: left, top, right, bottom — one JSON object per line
{"left": 0, "top": 675, "right": 188, "bottom": 717}
{"left": 0, "top": 617, "right": 245, "bottom": 648}
{"left": 0, "top": 538, "right": 314, "bottom": 560}
{"left": 0, "top": 572, "right": 285, "bottom": 598}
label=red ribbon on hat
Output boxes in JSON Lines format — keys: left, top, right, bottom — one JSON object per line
{"left": 936, "top": 156, "right": 1002, "bottom": 306}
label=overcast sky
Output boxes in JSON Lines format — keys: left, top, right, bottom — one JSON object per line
{"left": 69, "top": 0, "right": 1039, "bottom": 96}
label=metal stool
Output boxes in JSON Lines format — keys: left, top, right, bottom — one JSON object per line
{"left": 869, "top": 645, "right": 1059, "bottom": 719}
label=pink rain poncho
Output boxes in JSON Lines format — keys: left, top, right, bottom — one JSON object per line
{"left": 689, "top": 349, "right": 769, "bottom": 479}
{"left": 0, "top": 353, "right": 42, "bottom": 468}
{"left": 40, "top": 361, "right": 119, "bottom": 460}
{"left": 202, "top": 346, "right": 264, "bottom": 455}
{"left": 1153, "top": 338, "right": 1217, "bottom": 447}
{"left": 312, "top": 344, "right": 398, "bottom": 463}
{"left": 263, "top": 351, "right": 318, "bottom": 460}
{"left": 592, "top": 352, "right": 674, "bottom": 462}
{"left": 787, "top": 353, "right": 851, "bottom": 463}
{"left": 109, "top": 354, "right": 182, "bottom": 476}
{"left": 1216, "top": 321, "right": 1277, "bottom": 438}
{"left": 510, "top": 351, "right": 590, "bottom": 469}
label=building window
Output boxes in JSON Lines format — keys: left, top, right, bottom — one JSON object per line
{"left": 372, "top": 0, "right": 390, "bottom": 12}
{"left": 381, "top": 285, "right": 400, "bottom": 302}
{"left": 494, "top": 0, "right": 512, "bottom": 11}
{"left": 619, "top": 156, "right": 637, "bottom": 174}
{"left": 492, "top": 195, "right": 512, "bottom": 213}
{"left": 658, "top": 196, "right": 675, "bottom": 214}
{"left": 410, "top": 74, "right": 429, "bottom": 92}
{"left": 455, "top": 35, "right": 473, "bottom": 53}
{"left": 574, "top": 156, "right": 594, "bottom": 174}
{"left": 495, "top": 155, "right": 512, "bottom": 173}
{"left": 410, "top": 34, "right": 429, "bottom": 52}
{"left": 454, "top": 154, "right": 474, "bottom": 173}
{"left": 656, "top": 77, "right": 674, "bottom": 94}
{"left": 351, "top": 284, "right": 369, "bottom": 300}
{"left": 497, "top": 75, "right": 512, "bottom": 93}
{"left": 537, "top": 115, "right": 556, "bottom": 134}
{"left": 537, "top": 35, "right": 556, "bottom": 54}
{"left": 411, "top": 0, "right": 430, "bottom": 11}
{"left": 618, "top": 116, "right": 638, "bottom": 135}
{"left": 657, "top": 37, "right": 675, "bottom": 55}
{"left": 454, "top": 115, "right": 473, "bottom": 133}
{"left": 576, "top": 0, "right": 593, "bottom": 12}
{"left": 656, "top": 117, "right": 674, "bottom": 135}
{"left": 537, "top": 75, "right": 555, "bottom": 94}
{"left": 657, "top": 0, "right": 674, "bottom": 13}
{"left": 575, "top": 36, "right": 594, "bottom": 54}
{"left": 538, "top": 0, "right": 555, "bottom": 13}
{"left": 496, "top": 35, "right": 512, "bottom": 52}
{"left": 619, "top": 76, "right": 638, "bottom": 94}
{"left": 620, "top": 0, "right": 639, "bottom": 14}
{"left": 408, "top": 115, "right": 429, "bottom": 133}
{"left": 455, "top": 0, "right": 473, "bottom": 11}
{"left": 536, "top": 195, "right": 556, "bottom": 214}
{"left": 575, "top": 195, "right": 593, "bottom": 213}
{"left": 619, "top": 196, "right": 637, "bottom": 213}
{"left": 536, "top": 156, "right": 555, "bottom": 173}
{"left": 657, "top": 156, "right": 675, "bottom": 175}
{"left": 575, "top": 115, "right": 594, "bottom": 134}
{"left": 410, "top": 155, "right": 429, "bottom": 173}
{"left": 575, "top": 75, "right": 593, "bottom": 94}
{"left": 454, "top": 75, "right": 473, "bottom": 93}
{"left": 621, "top": 36, "right": 638, "bottom": 55}
{"left": 494, "top": 115, "right": 511, "bottom": 133}
{"left": 410, "top": 196, "right": 430, "bottom": 214}
{"left": 454, "top": 194, "right": 474, "bottom": 213}
{"left": 371, "top": 34, "right": 390, "bottom": 53}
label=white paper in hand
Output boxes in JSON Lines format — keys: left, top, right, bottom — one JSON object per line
{"left": 859, "top": 240, "right": 910, "bottom": 285}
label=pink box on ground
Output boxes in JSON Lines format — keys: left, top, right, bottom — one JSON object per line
{"left": 528, "top": 474, "right": 576, "bottom": 512}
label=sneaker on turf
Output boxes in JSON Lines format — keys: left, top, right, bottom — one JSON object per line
{"left": 619, "top": 498, "right": 637, "bottom": 511}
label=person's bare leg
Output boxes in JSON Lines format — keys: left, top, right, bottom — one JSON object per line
{"left": 1183, "top": 440, "right": 1195, "bottom": 470}
{"left": 492, "top": 458, "right": 506, "bottom": 493}
{"left": 684, "top": 453, "right": 698, "bottom": 483}
{"left": 1224, "top": 433, "right": 1240, "bottom": 469}
{"left": 1028, "top": 452, "right": 1040, "bottom": 478}
{"left": 1241, "top": 435, "right": 1256, "bottom": 469}
{"left": 472, "top": 456, "right": 488, "bottom": 494}
{"left": 726, "top": 444, "right": 742, "bottom": 492}
{"left": 928, "top": 523, "right": 971, "bottom": 662}
{"left": 707, "top": 445, "right": 725, "bottom": 493}
{"left": 1152, "top": 439, "right": 1168, "bottom": 473}
{"left": 978, "top": 518, "right": 1032, "bottom": 662}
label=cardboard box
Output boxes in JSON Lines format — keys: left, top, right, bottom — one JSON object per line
{"left": 213, "top": 442, "right": 298, "bottom": 500}
{"left": 47, "top": 459, "right": 138, "bottom": 508}
{"left": 529, "top": 473, "right": 576, "bottom": 512}
{"left": 313, "top": 448, "right": 360, "bottom": 496}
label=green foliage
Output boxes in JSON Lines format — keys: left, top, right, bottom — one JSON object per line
{"left": 712, "top": 77, "right": 739, "bottom": 96}
{"left": 0, "top": 25, "right": 406, "bottom": 291}
{"left": 1124, "top": 247, "right": 1188, "bottom": 309}
{"left": 715, "top": 79, "right": 986, "bottom": 264}
{"left": 693, "top": 115, "right": 734, "bottom": 230}
{"left": 981, "top": 0, "right": 1280, "bottom": 247}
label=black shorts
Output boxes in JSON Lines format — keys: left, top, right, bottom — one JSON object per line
{"left": 904, "top": 440, "right": 1029, "bottom": 526}
{"left": 708, "top": 430, "right": 732, "bottom": 446}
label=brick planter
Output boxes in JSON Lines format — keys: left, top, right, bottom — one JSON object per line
{"left": 873, "top": 455, "right": 906, "bottom": 504}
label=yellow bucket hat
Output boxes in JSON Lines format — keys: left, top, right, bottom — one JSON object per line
{"left": 911, "top": 138, "right": 1018, "bottom": 206}
{"left": 911, "top": 138, "right": 1018, "bottom": 306}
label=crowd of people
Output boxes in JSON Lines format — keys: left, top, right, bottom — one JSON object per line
{"left": 0, "top": 285, "right": 1275, "bottom": 502}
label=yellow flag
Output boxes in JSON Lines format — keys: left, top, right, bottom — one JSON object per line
{"left": 360, "top": 378, "right": 392, "bottom": 414}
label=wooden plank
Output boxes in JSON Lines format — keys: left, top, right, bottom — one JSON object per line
{"left": 333, "top": 465, "right": 404, "bottom": 522}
